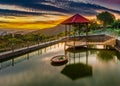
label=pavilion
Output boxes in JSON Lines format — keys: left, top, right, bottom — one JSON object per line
{"left": 61, "top": 14, "right": 116, "bottom": 49}
{"left": 61, "top": 14, "right": 91, "bottom": 49}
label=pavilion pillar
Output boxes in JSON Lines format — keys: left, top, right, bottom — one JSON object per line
{"left": 79, "top": 24, "right": 81, "bottom": 40}
{"left": 86, "top": 50, "right": 88, "bottom": 65}
{"left": 64, "top": 25, "right": 67, "bottom": 50}
{"left": 86, "top": 23, "right": 88, "bottom": 37}
{"left": 86, "top": 23, "right": 89, "bottom": 47}
{"left": 73, "top": 24, "right": 75, "bottom": 49}
{"left": 70, "top": 25, "right": 71, "bottom": 35}
{"left": 73, "top": 52, "right": 75, "bottom": 64}
{"left": 65, "top": 25, "right": 67, "bottom": 37}
{"left": 79, "top": 52, "right": 80, "bottom": 63}
{"left": 68, "top": 24, "right": 71, "bottom": 42}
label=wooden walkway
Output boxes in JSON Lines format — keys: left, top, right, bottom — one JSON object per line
{"left": 66, "top": 38, "right": 116, "bottom": 47}
{"left": 0, "top": 37, "right": 65, "bottom": 60}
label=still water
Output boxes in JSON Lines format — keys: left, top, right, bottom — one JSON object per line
{"left": 0, "top": 43, "right": 120, "bottom": 86}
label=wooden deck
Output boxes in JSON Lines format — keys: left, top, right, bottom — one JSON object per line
{"left": 66, "top": 38, "right": 116, "bottom": 47}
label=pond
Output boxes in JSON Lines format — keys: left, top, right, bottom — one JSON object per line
{"left": 0, "top": 43, "right": 120, "bottom": 86}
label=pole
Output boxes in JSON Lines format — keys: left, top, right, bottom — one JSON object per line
{"left": 86, "top": 23, "right": 88, "bottom": 47}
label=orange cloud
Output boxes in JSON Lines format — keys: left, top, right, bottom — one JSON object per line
{"left": 0, "top": 15, "right": 69, "bottom": 30}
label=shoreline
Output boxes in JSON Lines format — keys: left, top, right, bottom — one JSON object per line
{"left": 1, "top": 34, "right": 120, "bottom": 61}
{"left": 0, "top": 38, "right": 65, "bottom": 61}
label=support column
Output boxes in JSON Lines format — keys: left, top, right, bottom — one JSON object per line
{"left": 79, "top": 24, "right": 81, "bottom": 38}
{"left": 73, "top": 24, "right": 75, "bottom": 49}
{"left": 86, "top": 23, "right": 88, "bottom": 47}
{"left": 86, "top": 50, "right": 88, "bottom": 65}
{"left": 64, "top": 25, "right": 67, "bottom": 50}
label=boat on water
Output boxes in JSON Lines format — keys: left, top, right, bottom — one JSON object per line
{"left": 50, "top": 55, "right": 68, "bottom": 66}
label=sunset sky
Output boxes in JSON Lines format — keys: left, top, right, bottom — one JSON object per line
{"left": 0, "top": 0, "right": 120, "bottom": 30}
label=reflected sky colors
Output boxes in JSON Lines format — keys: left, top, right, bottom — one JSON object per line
{"left": 0, "top": 44, "right": 120, "bottom": 86}
{"left": 0, "top": 0, "right": 120, "bottom": 30}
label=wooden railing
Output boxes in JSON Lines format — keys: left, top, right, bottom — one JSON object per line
{"left": 66, "top": 38, "right": 116, "bottom": 47}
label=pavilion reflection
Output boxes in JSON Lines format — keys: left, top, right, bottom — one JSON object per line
{"left": 65, "top": 46, "right": 90, "bottom": 64}
{"left": 61, "top": 47, "right": 92, "bottom": 80}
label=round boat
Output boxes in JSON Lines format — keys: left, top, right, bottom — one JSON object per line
{"left": 51, "top": 55, "right": 68, "bottom": 66}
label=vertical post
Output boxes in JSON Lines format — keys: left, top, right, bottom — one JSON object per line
{"left": 86, "top": 23, "right": 88, "bottom": 47}
{"left": 79, "top": 52, "right": 80, "bottom": 63}
{"left": 38, "top": 49, "right": 40, "bottom": 55}
{"left": 45, "top": 47, "right": 46, "bottom": 53}
{"left": 64, "top": 25, "right": 67, "bottom": 50}
{"left": 79, "top": 23, "right": 81, "bottom": 38}
{"left": 40, "top": 49, "right": 42, "bottom": 54}
{"left": 69, "top": 25, "right": 72, "bottom": 49}
{"left": 64, "top": 25, "right": 67, "bottom": 62}
{"left": 69, "top": 52, "right": 71, "bottom": 64}
{"left": 12, "top": 58, "right": 14, "bottom": 66}
{"left": 86, "top": 23, "right": 88, "bottom": 36}
{"left": 0, "top": 62, "right": 2, "bottom": 69}
{"left": 73, "top": 24, "right": 75, "bottom": 49}
{"left": 27, "top": 53, "right": 29, "bottom": 59}
{"left": 38, "top": 38, "right": 39, "bottom": 46}
{"left": 65, "top": 49, "right": 67, "bottom": 57}
{"left": 69, "top": 24, "right": 71, "bottom": 39}
{"left": 86, "top": 50, "right": 88, "bottom": 65}
{"left": 11, "top": 43, "right": 14, "bottom": 52}
{"left": 74, "top": 52, "right": 75, "bottom": 64}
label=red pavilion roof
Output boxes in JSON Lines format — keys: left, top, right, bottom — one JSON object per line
{"left": 62, "top": 14, "right": 90, "bottom": 24}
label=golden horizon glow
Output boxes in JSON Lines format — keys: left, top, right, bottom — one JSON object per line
{"left": 0, "top": 15, "right": 69, "bottom": 30}
{"left": 0, "top": 13, "right": 120, "bottom": 30}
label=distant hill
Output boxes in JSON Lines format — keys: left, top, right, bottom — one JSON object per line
{"left": 31, "top": 25, "right": 65, "bottom": 36}
{"left": 0, "top": 29, "right": 35, "bottom": 36}
{"left": 0, "top": 25, "right": 65, "bottom": 36}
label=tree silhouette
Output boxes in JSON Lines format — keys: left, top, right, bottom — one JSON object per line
{"left": 97, "top": 11, "right": 115, "bottom": 29}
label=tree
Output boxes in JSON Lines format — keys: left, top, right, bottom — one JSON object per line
{"left": 8, "top": 38, "right": 23, "bottom": 52}
{"left": 22, "top": 34, "right": 35, "bottom": 47}
{"left": 89, "top": 21, "right": 100, "bottom": 30}
{"left": 97, "top": 11, "right": 115, "bottom": 29}
{"left": 112, "top": 19, "right": 120, "bottom": 29}
{"left": 33, "top": 34, "right": 45, "bottom": 45}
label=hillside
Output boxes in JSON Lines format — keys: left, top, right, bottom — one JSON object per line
{"left": 31, "top": 25, "right": 65, "bottom": 36}
{"left": 0, "top": 25, "right": 65, "bottom": 36}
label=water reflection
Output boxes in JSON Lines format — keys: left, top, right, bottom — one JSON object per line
{"left": 0, "top": 44, "right": 120, "bottom": 86}
{"left": 66, "top": 46, "right": 120, "bottom": 63}
{"left": 0, "top": 43, "right": 63, "bottom": 70}
{"left": 63, "top": 46, "right": 120, "bottom": 80}
{"left": 97, "top": 50, "right": 116, "bottom": 62}
{"left": 0, "top": 54, "right": 31, "bottom": 70}
{"left": 61, "top": 63, "right": 92, "bottom": 80}
{"left": 61, "top": 47, "right": 92, "bottom": 80}
{"left": 66, "top": 47, "right": 89, "bottom": 64}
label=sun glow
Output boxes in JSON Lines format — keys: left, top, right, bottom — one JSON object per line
{"left": 0, "top": 15, "right": 68, "bottom": 30}
{"left": 0, "top": 12, "right": 120, "bottom": 30}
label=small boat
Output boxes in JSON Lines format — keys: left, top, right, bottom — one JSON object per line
{"left": 51, "top": 55, "right": 68, "bottom": 66}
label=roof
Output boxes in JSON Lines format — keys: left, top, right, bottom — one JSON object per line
{"left": 61, "top": 14, "right": 90, "bottom": 24}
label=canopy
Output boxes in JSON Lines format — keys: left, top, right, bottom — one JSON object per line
{"left": 62, "top": 14, "right": 90, "bottom": 25}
